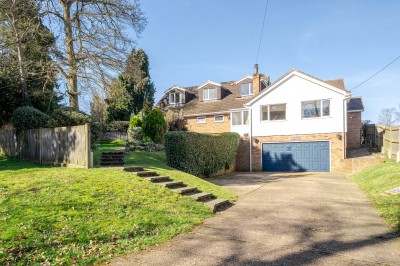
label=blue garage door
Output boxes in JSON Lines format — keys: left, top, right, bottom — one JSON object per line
{"left": 262, "top": 141, "right": 330, "bottom": 172}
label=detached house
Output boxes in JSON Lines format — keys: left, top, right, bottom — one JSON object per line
{"left": 157, "top": 65, "right": 364, "bottom": 173}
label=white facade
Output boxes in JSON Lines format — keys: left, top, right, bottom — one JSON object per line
{"left": 230, "top": 71, "right": 351, "bottom": 137}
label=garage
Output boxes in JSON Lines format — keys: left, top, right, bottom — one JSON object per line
{"left": 262, "top": 141, "right": 330, "bottom": 172}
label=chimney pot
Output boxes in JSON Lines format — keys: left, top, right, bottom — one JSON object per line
{"left": 254, "top": 64, "right": 259, "bottom": 75}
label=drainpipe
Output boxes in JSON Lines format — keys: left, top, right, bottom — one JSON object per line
{"left": 249, "top": 108, "right": 253, "bottom": 172}
{"left": 343, "top": 95, "right": 351, "bottom": 159}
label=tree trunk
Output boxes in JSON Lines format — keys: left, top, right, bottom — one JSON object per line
{"left": 62, "top": 0, "right": 79, "bottom": 110}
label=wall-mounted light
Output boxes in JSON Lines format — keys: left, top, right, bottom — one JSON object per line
{"left": 336, "top": 133, "right": 342, "bottom": 140}
{"left": 254, "top": 138, "right": 260, "bottom": 144}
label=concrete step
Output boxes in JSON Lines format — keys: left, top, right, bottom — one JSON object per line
{"left": 170, "top": 186, "right": 197, "bottom": 195}
{"left": 204, "top": 199, "right": 231, "bottom": 213}
{"left": 189, "top": 192, "right": 214, "bottom": 202}
{"left": 101, "top": 156, "right": 124, "bottom": 160}
{"left": 143, "top": 176, "right": 170, "bottom": 183}
{"left": 155, "top": 181, "right": 183, "bottom": 188}
{"left": 124, "top": 166, "right": 145, "bottom": 172}
{"left": 136, "top": 171, "right": 158, "bottom": 177}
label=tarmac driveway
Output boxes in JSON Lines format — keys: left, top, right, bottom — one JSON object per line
{"left": 111, "top": 172, "right": 400, "bottom": 265}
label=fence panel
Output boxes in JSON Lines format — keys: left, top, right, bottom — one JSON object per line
{"left": 366, "top": 124, "right": 400, "bottom": 161}
{"left": 1, "top": 124, "right": 91, "bottom": 168}
{"left": 0, "top": 129, "right": 17, "bottom": 156}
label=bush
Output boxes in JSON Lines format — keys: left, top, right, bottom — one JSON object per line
{"left": 142, "top": 109, "right": 167, "bottom": 143}
{"left": 165, "top": 132, "right": 240, "bottom": 177}
{"left": 12, "top": 106, "right": 49, "bottom": 131}
{"left": 104, "top": 120, "right": 130, "bottom": 132}
{"left": 128, "top": 127, "right": 143, "bottom": 141}
{"left": 48, "top": 107, "right": 101, "bottom": 149}
{"left": 165, "top": 110, "right": 187, "bottom": 131}
{"left": 129, "top": 115, "right": 143, "bottom": 128}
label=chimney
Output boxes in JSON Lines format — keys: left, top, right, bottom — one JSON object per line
{"left": 253, "top": 64, "right": 260, "bottom": 95}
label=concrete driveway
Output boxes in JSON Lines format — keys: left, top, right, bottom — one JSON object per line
{"left": 111, "top": 172, "right": 400, "bottom": 265}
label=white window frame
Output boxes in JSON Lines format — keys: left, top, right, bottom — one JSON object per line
{"left": 203, "top": 88, "right": 217, "bottom": 101}
{"left": 301, "top": 99, "right": 330, "bottom": 119}
{"left": 197, "top": 116, "right": 206, "bottom": 124}
{"left": 261, "top": 104, "right": 286, "bottom": 121}
{"left": 231, "top": 110, "right": 249, "bottom": 126}
{"left": 169, "top": 92, "right": 181, "bottom": 105}
{"left": 240, "top": 83, "right": 253, "bottom": 96}
{"left": 214, "top": 115, "right": 224, "bottom": 123}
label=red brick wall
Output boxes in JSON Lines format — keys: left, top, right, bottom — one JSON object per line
{"left": 347, "top": 112, "right": 362, "bottom": 149}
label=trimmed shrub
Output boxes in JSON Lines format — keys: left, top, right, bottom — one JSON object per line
{"left": 12, "top": 106, "right": 49, "bottom": 131}
{"left": 104, "top": 120, "right": 130, "bottom": 132}
{"left": 142, "top": 109, "right": 167, "bottom": 143}
{"left": 165, "top": 132, "right": 240, "bottom": 177}
{"left": 129, "top": 115, "right": 143, "bottom": 128}
{"left": 48, "top": 107, "right": 101, "bottom": 149}
{"left": 128, "top": 127, "right": 143, "bottom": 141}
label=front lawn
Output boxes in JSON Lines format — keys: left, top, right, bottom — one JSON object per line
{"left": 352, "top": 160, "right": 400, "bottom": 233}
{"left": 0, "top": 156, "right": 213, "bottom": 265}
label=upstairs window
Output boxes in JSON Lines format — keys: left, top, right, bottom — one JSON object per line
{"left": 203, "top": 88, "right": 217, "bottom": 101}
{"left": 240, "top": 83, "right": 253, "bottom": 96}
{"left": 169, "top": 92, "right": 181, "bottom": 104}
{"left": 232, "top": 110, "right": 249, "bottom": 126}
{"left": 261, "top": 104, "right": 286, "bottom": 121}
{"left": 302, "top": 99, "right": 330, "bottom": 118}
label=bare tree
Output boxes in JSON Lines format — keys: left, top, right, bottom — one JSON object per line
{"left": 39, "top": 0, "right": 147, "bottom": 110}
{"left": 378, "top": 108, "right": 397, "bottom": 127}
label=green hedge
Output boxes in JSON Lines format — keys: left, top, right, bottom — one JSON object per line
{"left": 12, "top": 106, "right": 49, "bottom": 131}
{"left": 165, "top": 132, "right": 240, "bottom": 177}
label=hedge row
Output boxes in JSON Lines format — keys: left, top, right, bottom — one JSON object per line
{"left": 165, "top": 131, "right": 240, "bottom": 177}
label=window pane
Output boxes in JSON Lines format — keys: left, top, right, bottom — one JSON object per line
{"left": 240, "top": 83, "right": 253, "bottom": 96}
{"left": 175, "top": 93, "right": 180, "bottom": 103}
{"left": 261, "top": 106, "right": 268, "bottom": 121}
{"left": 215, "top": 115, "right": 224, "bottom": 122}
{"left": 169, "top": 93, "right": 175, "bottom": 104}
{"left": 232, "top": 112, "right": 242, "bottom": 125}
{"left": 197, "top": 117, "right": 206, "bottom": 123}
{"left": 270, "top": 104, "right": 286, "bottom": 120}
{"left": 322, "top": 100, "right": 330, "bottom": 116}
{"left": 203, "top": 89, "right": 209, "bottom": 100}
{"left": 209, "top": 88, "right": 217, "bottom": 99}
{"left": 302, "top": 100, "right": 320, "bottom": 118}
{"left": 243, "top": 111, "right": 249, "bottom": 125}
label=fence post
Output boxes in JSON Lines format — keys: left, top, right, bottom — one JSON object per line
{"left": 85, "top": 123, "right": 91, "bottom": 169}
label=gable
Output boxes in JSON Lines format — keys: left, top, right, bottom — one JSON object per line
{"left": 245, "top": 70, "right": 350, "bottom": 107}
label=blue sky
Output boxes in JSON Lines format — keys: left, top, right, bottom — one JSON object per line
{"left": 134, "top": 0, "right": 400, "bottom": 122}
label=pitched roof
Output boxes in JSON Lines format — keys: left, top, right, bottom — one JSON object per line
{"left": 324, "top": 79, "right": 346, "bottom": 91}
{"left": 347, "top": 97, "right": 364, "bottom": 112}
{"left": 183, "top": 82, "right": 254, "bottom": 116}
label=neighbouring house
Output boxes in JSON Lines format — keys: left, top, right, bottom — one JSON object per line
{"left": 157, "top": 65, "right": 364, "bottom": 172}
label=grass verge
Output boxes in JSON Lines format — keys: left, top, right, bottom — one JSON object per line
{"left": 0, "top": 156, "right": 213, "bottom": 265}
{"left": 351, "top": 160, "right": 400, "bottom": 233}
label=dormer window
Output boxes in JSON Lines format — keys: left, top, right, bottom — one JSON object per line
{"left": 240, "top": 83, "right": 253, "bottom": 96}
{"left": 169, "top": 92, "right": 181, "bottom": 104}
{"left": 203, "top": 88, "right": 217, "bottom": 101}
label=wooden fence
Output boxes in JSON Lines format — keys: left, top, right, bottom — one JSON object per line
{"left": 0, "top": 124, "right": 91, "bottom": 168}
{"left": 365, "top": 124, "right": 400, "bottom": 162}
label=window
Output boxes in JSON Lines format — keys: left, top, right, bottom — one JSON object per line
{"left": 302, "top": 99, "right": 330, "bottom": 118}
{"left": 203, "top": 88, "right": 217, "bottom": 100}
{"left": 169, "top": 92, "right": 181, "bottom": 104}
{"left": 261, "top": 104, "right": 286, "bottom": 121}
{"left": 214, "top": 115, "right": 224, "bottom": 122}
{"left": 232, "top": 111, "right": 249, "bottom": 126}
{"left": 197, "top": 116, "right": 206, "bottom": 124}
{"left": 240, "top": 83, "right": 253, "bottom": 96}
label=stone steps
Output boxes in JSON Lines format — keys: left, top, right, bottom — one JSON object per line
{"left": 123, "top": 168, "right": 231, "bottom": 213}
{"left": 100, "top": 151, "right": 125, "bottom": 167}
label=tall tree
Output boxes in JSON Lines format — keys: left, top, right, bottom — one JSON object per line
{"left": 123, "top": 48, "right": 155, "bottom": 115}
{"left": 0, "top": 0, "right": 60, "bottom": 126}
{"left": 105, "top": 76, "right": 132, "bottom": 121}
{"left": 39, "top": 0, "right": 147, "bottom": 110}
